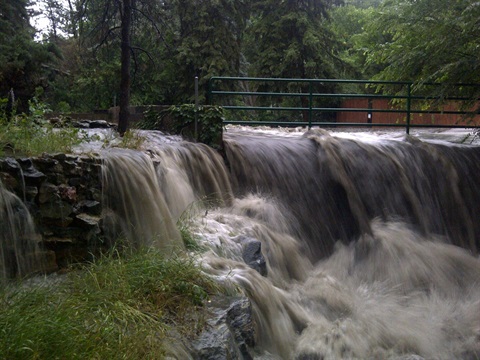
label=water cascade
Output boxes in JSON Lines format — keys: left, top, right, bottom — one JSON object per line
{"left": 0, "top": 181, "right": 43, "bottom": 280}
{"left": 2, "top": 127, "right": 480, "bottom": 358}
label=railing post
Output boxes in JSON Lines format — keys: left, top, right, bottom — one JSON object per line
{"left": 406, "top": 83, "right": 412, "bottom": 134}
{"left": 206, "top": 78, "right": 212, "bottom": 105}
{"left": 194, "top": 76, "right": 199, "bottom": 140}
{"left": 309, "top": 81, "right": 313, "bottom": 129}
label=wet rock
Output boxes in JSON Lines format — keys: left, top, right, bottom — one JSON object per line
{"left": 63, "top": 160, "right": 80, "bottom": 175}
{"left": 32, "top": 156, "right": 60, "bottom": 173}
{"left": 88, "top": 188, "right": 102, "bottom": 202}
{"left": 39, "top": 182, "right": 59, "bottom": 203}
{"left": 58, "top": 184, "right": 77, "bottom": 202}
{"left": 74, "top": 200, "right": 102, "bottom": 215}
{"left": 192, "top": 296, "right": 255, "bottom": 360}
{"left": 68, "top": 177, "right": 83, "bottom": 187}
{"left": 0, "top": 157, "right": 21, "bottom": 172}
{"left": 226, "top": 296, "right": 255, "bottom": 356}
{"left": 39, "top": 200, "right": 74, "bottom": 220}
{"left": 1, "top": 152, "right": 108, "bottom": 272}
{"left": 0, "top": 172, "right": 19, "bottom": 190}
{"left": 21, "top": 162, "right": 47, "bottom": 186}
{"left": 52, "top": 153, "right": 67, "bottom": 161}
{"left": 72, "top": 120, "right": 91, "bottom": 128}
{"left": 42, "top": 236, "right": 75, "bottom": 245}
{"left": 237, "top": 235, "right": 268, "bottom": 276}
{"left": 24, "top": 186, "right": 38, "bottom": 202}
{"left": 89, "top": 120, "right": 112, "bottom": 128}
{"left": 295, "top": 354, "right": 323, "bottom": 360}
{"left": 75, "top": 213, "right": 101, "bottom": 228}
{"left": 71, "top": 119, "right": 113, "bottom": 129}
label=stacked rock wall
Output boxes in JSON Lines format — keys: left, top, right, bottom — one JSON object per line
{"left": 0, "top": 154, "right": 104, "bottom": 271}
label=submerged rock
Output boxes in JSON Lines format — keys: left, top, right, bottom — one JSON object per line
{"left": 192, "top": 296, "right": 255, "bottom": 360}
{"left": 237, "top": 235, "right": 268, "bottom": 277}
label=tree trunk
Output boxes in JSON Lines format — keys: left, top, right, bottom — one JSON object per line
{"left": 118, "top": 0, "right": 132, "bottom": 135}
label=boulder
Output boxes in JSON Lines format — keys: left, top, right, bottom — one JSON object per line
{"left": 236, "top": 235, "right": 268, "bottom": 277}
{"left": 192, "top": 296, "right": 255, "bottom": 360}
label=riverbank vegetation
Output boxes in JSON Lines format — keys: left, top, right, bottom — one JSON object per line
{"left": 0, "top": 96, "right": 87, "bottom": 157}
{"left": 0, "top": 248, "right": 220, "bottom": 359}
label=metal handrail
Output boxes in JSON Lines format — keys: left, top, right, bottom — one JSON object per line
{"left": 207, "top": 77, "right": 480, "bottom": 134}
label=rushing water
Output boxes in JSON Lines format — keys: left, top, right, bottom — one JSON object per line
{"left": 0, "top": 182, "right": 44, "bottom": 281}
{"left": 3, "top": 127, "right": 480, "bottom": 358}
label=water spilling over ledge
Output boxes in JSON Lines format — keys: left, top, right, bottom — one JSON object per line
{"left": 1, "top": 127, "right": 480, "bottom": 358}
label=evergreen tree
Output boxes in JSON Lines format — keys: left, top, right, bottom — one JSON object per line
{"left": 171, "top": 0, "right": 252, "bottom": 103}
{"left": 244, "top": 0, "right": 345, "bottom": 121}
{"left": 245, "top": 0, "right": 343, "bottom": 80}
{"left": 0, "top": 0, "right": 55, "bottom": 112}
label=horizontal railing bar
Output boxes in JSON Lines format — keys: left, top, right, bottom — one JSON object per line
{"left": 224, "top": 120, "right": 479, "bottom": 128}
{"left": 223, "top": 106, "right": 476, "bottom": 115}
{"left": 210, "top": 76, "right": 411, "bottom": 85}
{"left": 213, "top": 91, "right": 404, "bottom": 99}
{"left": 212, "top": 91, "right": 478, "bottom": 102}
{"left": 210, "top": 76, "right": 480, "bottom": 88}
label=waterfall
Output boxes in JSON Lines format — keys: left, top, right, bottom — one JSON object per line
{"left": 0, "top": 180, "right": 42, "bottom": 283}
{"left": 2, "top": 127, "right": 480, "bottom": 358}
{"left": 224, "top": 129, "right": 480, "bottom": 259}
{"left": 100, "top": 142, "right": 233, "bottom": 250}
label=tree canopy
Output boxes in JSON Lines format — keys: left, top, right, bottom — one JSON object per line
{"left": 330, "top": 0, "right": 480, "bottom": 96}
{"left": 0, "top": 0, "right": 57, "bottom": 112}
{"left": 246, "top": 0, "right": 343, "bottom": 80}
{"left": 1, "top": 0, "right": 479, "bottom": 120}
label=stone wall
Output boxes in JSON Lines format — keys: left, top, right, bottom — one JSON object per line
{"left": 0, "top": 154, "right": 105, "bottom": 271}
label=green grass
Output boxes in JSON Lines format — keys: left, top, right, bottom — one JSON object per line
{"left": 116, "top": 129, "right": 146, "bottom": 149}
{"left": 0, "top": 248, "right": 219, "bottom": 359}
{"left": 0, "top": 116, "right": 86, "bottom": 157}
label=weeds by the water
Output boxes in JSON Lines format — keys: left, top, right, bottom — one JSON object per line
{"left": 0, "top": 116, "right": 87, "bottom": 157}
{"left": 178, "top": 207, "right": 204, "bottom": 251}
{"left": 176, "top": 198, "right": 221, "bottom": 252}
{"left": 0, "top": 248, "right": 219, "bottom": 359}
{"left": 116, "top": 129, "right": 146, "bottom": 149}
{"left": 0, "top": 94, "right": 91, "bottom": 156}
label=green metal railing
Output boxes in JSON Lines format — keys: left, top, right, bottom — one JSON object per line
{"left": 207, "top": 77, "right": 480, "bottom": 134}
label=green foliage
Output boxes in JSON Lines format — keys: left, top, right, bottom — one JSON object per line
{"left": 329, "top": 4, "right": 385, "bottom": 80}
{"left": 0, "top": 249, "right": 219, "bottom": 359}
{"left": 26, "top": 0, "right": 480, "bottom": 118}
{"left": 362, "top": 0, "right": 480, "bottom": 97}
{"left": 175, "top": 200, "right": 219, "bottom": 252}
{"left": 0, "top": 97, "right": 89, "bottom": 157}
{"left": 0, "top": 0, "right": 59, "bottom": 112}
{"left": 245, "top": 0, "right": 344, "bottom": 81}
{"left": 55, "top": 101, "right": 71, "bottom": 113}
{"left": 170, "top": 0, "right": 252, "bottom": 103}
{"left": 240, "top": 0, "right": 346, "bottom": 121}
{"left": 0, "top": 98, "right": 8, "bottom": 118}
{"left": 115, "top": 130, "right": 146, "bottom": 150}
{"left": 139, "top": 104, "right": 225, "bottom": 149}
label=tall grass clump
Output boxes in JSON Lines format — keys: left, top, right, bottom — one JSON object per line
{"left": 0, "top": 94, "right": 90, "bottom": 157}
{"left": 176, "top": 198, "right": 222, "bottom": 252}
{"left": 0, "top": 248, "right": 219, "bottom": 359}
{"left": 177, "top": 205, "right": 203, "bottom": 252}
{"left": 0, "top": 115, "right": 87, "bottom": 157}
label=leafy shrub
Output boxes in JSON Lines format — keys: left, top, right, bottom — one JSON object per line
{"left": 140, "top": 104, "right": 225, "bottom": 149}
{"left": 0, "top": 96, "right": 91, "bottom": 156}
